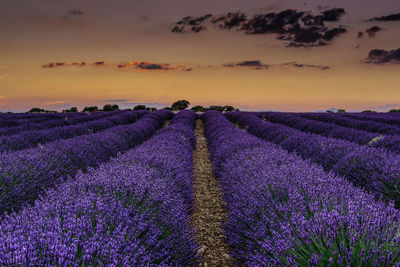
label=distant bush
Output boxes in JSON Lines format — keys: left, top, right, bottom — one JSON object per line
{"left": 133, "top": 105, "right": 148, "bottom": 110}
{"left": 62, "top": 107, "right": 78, "bottom": 113}
{"left": 191, "top": 105, "right": 206, "bottom": 112}
{"left": 389, "top": 109, "right": 400, "bottom": 113}
{"left": 82, "top": 106, "right": 99, "bottom": 112}
{"left": 103, "top": 104, "right": 119, "bottom": 111}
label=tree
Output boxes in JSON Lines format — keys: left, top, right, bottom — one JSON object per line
{"left": 62, "top": 107, "right": 78, "bottom": 113}
{"left": 223, "top": 105, "right": 235, "bottom": 112}
{"left": 28, "top": 108, "right": 45, "bottom": 113}
{"left": 150, "top": 107, "right": 157, "bottom": 111}
{"left": 103, "top": 104, "right": 119, "bottom": 111}
{"left": 389, "top": 109, "right": 400, "bottom": 113}
{"left": 134, "top": 105, "right": 148, "bottom": 110}
{"left": 337, "top": 109, "right": 346, "bottom": 113}
{"left": 209, "top": 105, "right": 224, "bottom": 112}
{"left": 82, "top": 106, "right": 99, "bottom": 112}
{"left": 191, "top": 105, "right": 205, "bottom": 112}
{"left": 171, "top": 100, "right": 190, "bottom": 110}
{"left": 163, "top": 107, "right": 173, "bottom": 110}
{"left": 103, "top": 104, "right": 113, "bottom": 111}
{"left": 361, "top": 110, "right": 376, "bottom": 113}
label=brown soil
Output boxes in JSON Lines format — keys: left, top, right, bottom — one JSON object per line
{"left": 191, "top": 120, "right": 233, "bottom": 266}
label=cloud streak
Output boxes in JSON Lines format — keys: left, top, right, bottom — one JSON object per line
{"left": 223, "top": 60, "right": 330, "bottom": 70}
{"left": 41, "top": 60, "right": 192, "bottom": 72}
{"left": 43, "top": 100, "right": 67, "bottom": 106}
{"left": 369, "top": 13, "right": 400, "bottom": 22}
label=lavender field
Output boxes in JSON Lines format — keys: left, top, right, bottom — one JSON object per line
{"left": 1, "top": 110, "right": 400, "bottom": 266}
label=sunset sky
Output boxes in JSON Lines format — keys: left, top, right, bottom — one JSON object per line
{"left": 0, "top": 0, "right": 399, "bottom": 112}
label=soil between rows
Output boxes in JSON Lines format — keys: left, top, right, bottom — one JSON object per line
{"left": 191, "top": 120, "right": 233, "bottom": 266}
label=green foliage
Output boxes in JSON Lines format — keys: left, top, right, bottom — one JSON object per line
{"left": 337, "top": 109, "right": 346, "bottom": 113}
{"left": 62, "top": 107, "right": 78, "bottom": 113}
{"left": 133, "top": 105, "right": 148, "bottom": 111}
{"left": 223, "top": 105, "right": 235, "bottom": 112}
{"left": 361, "top": 110, "right": 376, "bottom": 113}
{"left": 209, "top": 105, "right": 224, "bottom": 112}
{"left": 171, "top": 100, "right": 190, "bottom": 111}
{"left": 103, "top": 104, "right": 119, "bottom": 112}
{"left": 28, "top": 108, "right": 45, "bottom": 113}
{"left": 191, "top": 105, "right": 205, "bottom": 112}
{"left": 28, "top": 108, "right": 57, "bottom": 113}
{"left": 389, "top": 109, "right": 400, "bottom": 113}
{"left": 82, "top": 106, "right": 99, "bottom": 112}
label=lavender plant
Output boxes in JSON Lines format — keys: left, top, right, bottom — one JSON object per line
{"left": 0, "top": 110, "right": 198, "bottom": 265}
{"left": 203, "top": 111, "right": 400, "bottom": 265}
{"left": 0, "top": 110, "right": 147, "bottom": 151}
{"left": 0, "top": 110, "right": 173, "bottom": 215}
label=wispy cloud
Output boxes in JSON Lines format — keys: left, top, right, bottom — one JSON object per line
{"left": 43, "top": 100, "right": 66, "bottom": 106}
{"left": 103, "top": 99, "right": 129, "bottom": 103}
{"left": 223, "top": 60, "right": 330, "bottom": 70}
{"left": 41, "top": 60, "right": 191, "bottom": 72}
{"left": 117, "top": 61, "right": 192, "bottom": 72}
{"left": 0, "top": 74, "right": 8, "bottom": 79}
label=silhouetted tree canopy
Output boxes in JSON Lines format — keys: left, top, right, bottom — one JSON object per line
{"left": 134, "top": 105, "right": 148, "bottom": 110}
{"left": 172, "top": 100, "right": 190, "bottom": 110}
{"left": 191, "top": 105, "right": 206, "bottom": 112}
{"left": 103, "top": 104, "right": 119, "bottom": 111}
{"left": 82, "top": 106, "right": 99, "bottom": 112}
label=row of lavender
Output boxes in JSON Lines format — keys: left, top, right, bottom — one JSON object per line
{"left": 297, "top": 112, "right": 400, "bottom": 135}
{"left": 204, "top": 111, "right": 400, "bottom": 265}
{"left": 0, "top": 112, "right": 89, "bottom": 128}
{"left": 0, "top": 110, "right": 199, "bottom": 265}
{"left": 0, "top": 111, "right": 125, "bottom": 136}
{"left": 257, "top": 112, "right": 400, "bottom": 154}
{"left": 227, "top": 111, "right": 400, "bottom": 208}
{"left": 0, "top": 110, "right": 147, "bottom": 152}
{"left": 0, "top": 110, "right": 173, "bottom": 215}
{"left": 343, "top": 112, "right": 400, "bottom": 125}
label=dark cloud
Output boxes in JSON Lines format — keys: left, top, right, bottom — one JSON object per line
{"left": 93, "top": 61, "right": 105, "bottom": 66}
{"left": 321, "top": 8, "right": 345, "bottom": 21}
{"left": 224, "top": 60, "right": 330, "bottom": 70}
{"left": 369, "top": 13, "right": 400, "bottom": 22}
{"left": 282, "top": 62, "right": 330, "bottom": 70}
{"left": 117, "top": 61, "right": 192, "bottom": 72}
{"left": 67, "top": 9, "right": 84, "bottom": 16}
{"left": 236, "top": 60, "right": 269, "bottom": 69}
{"left": 172, "top": 8, "right": 347, "bottom": 47}
{"left": 42, "top": 62, "right": 67, "bottom": 68}
{"left": 365, "top": 26, "right": 383, "bottom": 38}
{"left": 364, "top": 48, "right": 400, "bottom": 64}
{"left": 323, "top": 27, "right": 347, "bottom": 41}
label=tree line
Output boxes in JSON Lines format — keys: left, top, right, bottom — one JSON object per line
{"left": 23, "top": 100, "right": 239, "bottom": 113}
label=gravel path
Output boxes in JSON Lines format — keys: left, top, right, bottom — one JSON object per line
{"left": 191, "top": 120, "right": 232, "bottom": 266}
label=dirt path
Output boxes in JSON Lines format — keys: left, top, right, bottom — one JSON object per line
{"left": 191, "top": 120, "right": 232, "bottom": 266}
